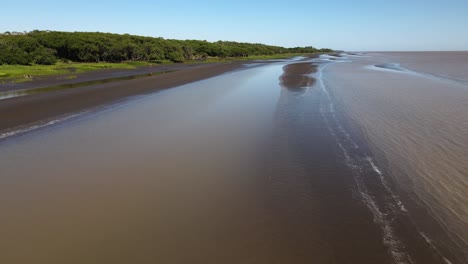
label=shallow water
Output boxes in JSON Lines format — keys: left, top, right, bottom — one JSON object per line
{"left": 324, "top": 52, "right": 468, "bottom": 263}
{"left": 0, "top": 54, "right": 466, "bottom": 263}
{"left": 370, "top": 52, "right": 468, "bottom": 84}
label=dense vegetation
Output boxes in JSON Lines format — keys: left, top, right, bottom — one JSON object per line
{"left": 0, "top": 31, "right": 331, "bottom": 65}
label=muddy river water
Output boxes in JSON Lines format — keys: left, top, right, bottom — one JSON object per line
{"left": 0, "top": 53, "right": 466, "bottom": 263}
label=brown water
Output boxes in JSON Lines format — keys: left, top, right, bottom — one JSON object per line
{"left": 369, "top": 52, "right": 468, "bottom": 84}
{"left": 323, "top": 52, "right": 468, "bottom": 263}
{"left": 0, "top": 54, "right": 466, "bottom": 264}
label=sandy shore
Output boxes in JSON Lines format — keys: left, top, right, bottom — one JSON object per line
{"left": 280, "top": 62, "right": 318, "bottom": 89}
{"left": 0, "top": 62, "right": 244, "bottom": 133}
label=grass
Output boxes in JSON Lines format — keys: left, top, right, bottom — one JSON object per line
{"left": 0, "top": 61, "right": 152, "bottom": 83}
{"left": 188, "top": 53, "right": 318, "bottom": 64}
{"left": 237, "top": 53, "right": 312, "bottom": 60}
{"left": 0, "top": 53, "right": 322, "bottom": 83}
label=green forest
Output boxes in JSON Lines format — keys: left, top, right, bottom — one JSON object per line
{"left": 0, "top": 30, "right": 331, "bottom": 65}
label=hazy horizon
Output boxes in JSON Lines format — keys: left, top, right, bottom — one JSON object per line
{"left": 2, "top": 0, "right": 468, "bottom": 51}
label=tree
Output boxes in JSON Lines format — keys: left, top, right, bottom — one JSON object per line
{"left": 0, "top": 30, "right": 329, "bottom": 65}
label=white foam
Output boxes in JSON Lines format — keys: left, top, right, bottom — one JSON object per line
{"left": 318, "top": 63, "right": 414, "bottom": 263}
{"left": 323, "top": 56, "right": 459, "bottom": 264}
{"left": 0, "top": 92, "right": 154, "bottom": 142}
{"left": 0, "top": 112, "right": 85, "bottom": 140}
{"left": 365, "top": 156, "right": 409, "bottom": 214}
{"left": 367, "top": 157, "right": 383, "bottom": 175}
{"left": 420, "top": 232, "right": 458, "bottom": 264}
{"left": 366, "top": 63, "right": 468, "bottom": 87}
{"left": 397, "top": 201, "right": 408, "bottom": 212}
{"left": 443, "top": 257, "right": 454, "bottom": 264}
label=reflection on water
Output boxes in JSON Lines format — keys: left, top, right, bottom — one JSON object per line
{"left": 270, "top": 67, "right": 397, "bottom": 263}
{"left": 0, "top": 65, "right": 285, "bottom": 263}
{"left": 0, "top": 55, "right": 466, "bottom": 264}
{"left": 0, "top": 60, "right": 394, "bottom": 263}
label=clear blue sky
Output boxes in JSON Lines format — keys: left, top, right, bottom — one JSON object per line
{"left": 1, "top": 0, "right": 467, "bottom": 51}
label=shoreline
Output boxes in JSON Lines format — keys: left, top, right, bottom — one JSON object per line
{"left": 0, "top": 63, "right": 220, "bottom": 93}
{"left": 0, "top": 62, "right": 245, "bottom": 134}
{"left": 0, "top": 54, "right": 324, "bottom": 93}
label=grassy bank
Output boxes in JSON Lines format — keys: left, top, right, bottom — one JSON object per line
{"left": 0, "top": 61, "right": 152, "bottom": 83}
{"left": 188, "top": 53, "right": 314, "bottom": 64}
{"left": 0, "top": 53, "right": 319, "bottom": 83}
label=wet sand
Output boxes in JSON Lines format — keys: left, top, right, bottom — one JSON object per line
{"left": 0, "top": 63, "right": 210, "bottom": 92}
{"left": 0, "top": 62, "right": 243, "bottom": 133}
{"left": 279, "top": 62, "right": 317, "bottom": 89}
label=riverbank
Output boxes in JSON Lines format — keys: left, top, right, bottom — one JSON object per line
{"left": 0, "top": 53, "right": 320, "bottom": 88}
{"left": 0, "top": 62, "right": 199, "bottom": 92}
{"left": 0, "top": 62, "right": 245, "bottom": 134}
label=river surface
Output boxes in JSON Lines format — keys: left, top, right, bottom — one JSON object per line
{"left": 0, "top": 53, "right": 466, "bottom": 263}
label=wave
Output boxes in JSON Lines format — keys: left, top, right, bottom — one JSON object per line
{"left": 0, "top": 112, "right": 87, "bottom": 141}
{"left": 368, "top": 63, "right": 468, "bottom": 87}
{"left": 317, "top": 62, "right": 415, "bottom": 264}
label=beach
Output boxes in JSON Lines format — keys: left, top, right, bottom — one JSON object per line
{"left": 0, "top": 62, "right": 244, "bottom": 133}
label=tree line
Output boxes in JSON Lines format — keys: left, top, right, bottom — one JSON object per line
{"left": 0, "top": 30, "right": 332, "bottom": 65}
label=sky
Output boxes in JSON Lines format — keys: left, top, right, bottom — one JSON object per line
{"left": 1, "top": 0, "right": 467, "bottom": 51}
